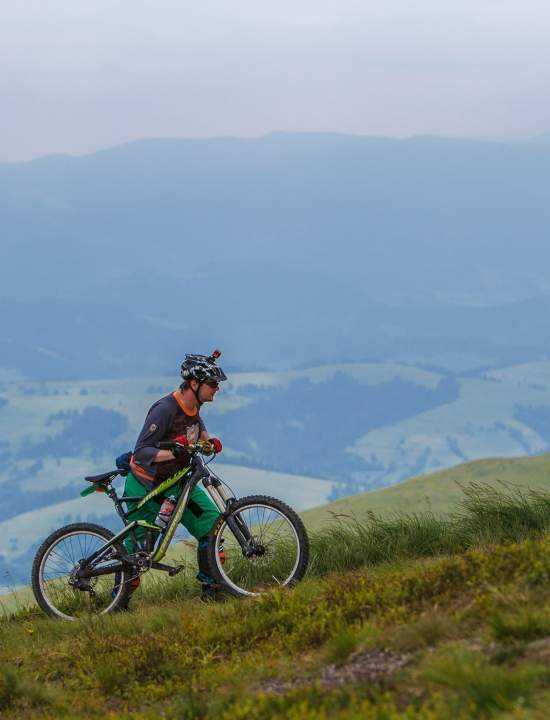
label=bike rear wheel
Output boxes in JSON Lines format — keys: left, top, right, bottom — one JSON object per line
{"left": 206, "top": 495, "right": 309, "bottom": 597}
{"left": 31, "top": 522, "right": 133, "bottom": 620}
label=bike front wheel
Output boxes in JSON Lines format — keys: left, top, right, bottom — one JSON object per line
{"left": 31, "top": 522, "right": 133, "bottom": 620}
{"left": 206, "top": 495, "right": 309, "bottom": 597}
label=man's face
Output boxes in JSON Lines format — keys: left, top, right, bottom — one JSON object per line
{"left": 197, "top": 380, "right": 219, "bottom": 403}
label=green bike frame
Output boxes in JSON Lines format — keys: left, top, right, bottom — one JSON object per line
{"left": 76, "top": 454, "right": 235, "bottom": 582}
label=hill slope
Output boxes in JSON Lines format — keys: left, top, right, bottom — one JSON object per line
{"left": 3, "top": 486, "right": 550, "bottom": 718}
{"left": 3, "top": 451, "right": 550, "bottom": 612}
{"left": 301, "top": 451, "right": 550, "bottom": 530}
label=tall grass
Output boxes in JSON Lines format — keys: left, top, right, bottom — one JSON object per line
{"left": 143, "top": 483, "right": 550, "bottom": 605}
{"left": 306, "top": 483, "right": 550, "bottom": 577}
{"left": 126, "top": 483, "right": 550, "bottom": 605}
{"left": 4, "top": 483, "right": 550, "bottom": 619}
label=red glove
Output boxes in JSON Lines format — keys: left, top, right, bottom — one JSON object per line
{"left": 171, "top": 435, "right": 189, "bottom": 458}
{"left": 209, "top": 437, "right": 223, "bottom": 453}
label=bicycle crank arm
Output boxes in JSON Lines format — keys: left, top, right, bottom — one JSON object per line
{"left": 151, "top": 561, "right": 185, "bottom": 576}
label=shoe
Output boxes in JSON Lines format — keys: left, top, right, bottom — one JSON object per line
{"left": 116, "top": 576, "right": 141, "bottom": 610}
{"left": 200, "top": 583, "right": 221, "bottom": 603}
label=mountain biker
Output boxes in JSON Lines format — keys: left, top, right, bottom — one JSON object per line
{"left": 122, "top": 351, "right": 227, "bottom": 604}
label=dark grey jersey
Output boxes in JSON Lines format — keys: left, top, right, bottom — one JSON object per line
{"left": 130, "top": 392, "right": 206, "bottom": 486}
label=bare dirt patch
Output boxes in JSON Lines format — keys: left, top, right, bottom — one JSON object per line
{"left": 259, "top": 650, "right": 410, "bottom": 695}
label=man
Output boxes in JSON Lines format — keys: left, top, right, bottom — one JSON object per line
{"left": 122, "top": 350, "right": 227, "bottom": 604}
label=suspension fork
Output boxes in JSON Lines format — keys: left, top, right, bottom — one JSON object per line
{"left": 226, "top": 514, "right": 256, "bottom": 554}
{"left": 203, "top": 475, "right": 255, "bottom": 553}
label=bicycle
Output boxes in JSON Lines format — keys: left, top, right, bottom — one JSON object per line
{"left": 31, "top": 440, "right": 310, "bottom": 620}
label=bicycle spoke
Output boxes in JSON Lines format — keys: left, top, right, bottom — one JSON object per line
{"left": 215, "top": 502, "right": 302, "bottom": 595}
{"left": 37, "top": 528, "right": 128, "bottom": 620}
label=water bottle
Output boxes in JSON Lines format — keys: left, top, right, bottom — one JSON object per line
{"left": 155, "top": 495, "right": 177, "bottom": 529}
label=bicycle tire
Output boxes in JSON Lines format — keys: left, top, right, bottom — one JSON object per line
{"left": 206, "top": 495, "right": 309, "bottom": 597}
{"left": 31, "top": 522, "right": 133, "bottom": 620}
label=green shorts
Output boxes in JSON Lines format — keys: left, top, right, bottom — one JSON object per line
{"left": 122, "top": 471, "right": 220, "bottom": 552}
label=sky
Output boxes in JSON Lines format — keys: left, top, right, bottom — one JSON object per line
{"left": 2, "top": 0, "right": 550, "bottom": 162}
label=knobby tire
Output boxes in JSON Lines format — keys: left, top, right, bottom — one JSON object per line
{"left": 31, "top": 522, "right": 133, "bottom": 620}
{"left": 205, "top": 494, "right": 309, "bottom": 597}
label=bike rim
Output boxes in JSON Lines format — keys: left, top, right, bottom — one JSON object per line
{"left": 38, "top": 530, "right": 127, "bottom": 620}
{"left": 214, "top": 503, "right": 301, "bottom": 596}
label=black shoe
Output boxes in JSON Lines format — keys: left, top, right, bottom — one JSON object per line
{"left": 200, "top": 583, "right": 221, "bottom": 603}
{"left": 116, "top": 577, "right": 141, "bottom": 610}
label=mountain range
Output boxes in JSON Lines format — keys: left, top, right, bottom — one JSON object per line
{"left": 3, "top": 133, "right": 550, "bottom": 379}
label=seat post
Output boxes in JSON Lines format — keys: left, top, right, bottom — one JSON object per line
{"left": 107, "top": 485, "right": 129, "bottom": 525}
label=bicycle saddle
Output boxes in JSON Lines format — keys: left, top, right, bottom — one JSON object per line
{"left": 84, "top": 469, "right": 126, "bottom": 484}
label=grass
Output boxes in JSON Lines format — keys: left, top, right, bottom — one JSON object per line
{"left": 420, "top": 645, "right": 547, "bottom": 715}
{"left": 301, "top": 452, "right": 550, "bottom": 529}
{"left": 306, "top": 483, "right": 550, "bottom": 579}
{"left": 322, "top": 624, "right": 362, "bottom": 665}
{"left": 4, "top": 482, "right": 550, "bottom": 618}
{"left": 489, "top": 606, "right": 550, "bottom": 643}
{"left": 3, "top": 484, "right": 550, "bottom": 717}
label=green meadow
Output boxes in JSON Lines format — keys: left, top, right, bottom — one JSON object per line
{"left": 302, "top": 451, "right": 550, "bottom": 529}
{"left": 3, "top": 454, "right": 550, "bottom": 717}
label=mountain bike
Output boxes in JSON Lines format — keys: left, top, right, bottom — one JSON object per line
{"left": 31, "top": 440, "right": 309, "bottom": 620}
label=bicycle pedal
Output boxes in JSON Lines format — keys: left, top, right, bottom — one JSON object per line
{"left": 168, "top": 564, "right": 185, "bottom": 577}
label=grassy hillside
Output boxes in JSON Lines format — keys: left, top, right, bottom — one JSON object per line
{"left": 3, "top": 486, "right": 550, "bottom": 717}
{"left": 302, "top": 452, "right": 550, "bottom": 530}
{"left": 2, "top": 451, "right": 550, "bottom": 614}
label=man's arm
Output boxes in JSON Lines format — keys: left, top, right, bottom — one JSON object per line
{"left": 133, "top": 398, "right": 177, "bottom": 467}
{"left": 199, "top": 415, "right": 208, "bottom": 441}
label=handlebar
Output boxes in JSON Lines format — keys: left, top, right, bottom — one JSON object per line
{"left": 156, "top": 439, "right": 217, "bottom": 455}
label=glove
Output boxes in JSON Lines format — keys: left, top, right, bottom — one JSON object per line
{"left": 209, "top": 437, "right": 223, "bottom": 454}
{"left": 172, "top": 435, "right": 189, "bottom": 457}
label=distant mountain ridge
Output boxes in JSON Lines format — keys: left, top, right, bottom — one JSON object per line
{"left": 3, "top": 132, "right": 550, "bottom": 379}
{"left": 3, "top": 132, "right": 550, "bottom": 300}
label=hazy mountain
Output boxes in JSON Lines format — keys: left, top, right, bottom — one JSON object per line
{"left": 1, "top": 290, "right": 550, "bottom": 380}
{"left": 3, "top": 133, "right": 550, "bottom": 304}
{"left": 526, "top": 133, "right": 550, "bottom": 149}
{"left": 2, "top": 133, "right": 550, "bottom": 378}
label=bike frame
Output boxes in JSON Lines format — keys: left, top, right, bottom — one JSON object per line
{"left": 77, "top": 453, "right": 253, "bottom": 582}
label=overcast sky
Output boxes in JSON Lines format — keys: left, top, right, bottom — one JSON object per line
{"left": 1, "top": 0, "right": 550, "bottom": 162}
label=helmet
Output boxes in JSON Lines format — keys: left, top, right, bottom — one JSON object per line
{"left": 180, "top": 350, "right": 227, "bottom": 385}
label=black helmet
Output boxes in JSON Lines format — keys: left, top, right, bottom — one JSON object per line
{"left": 180, "top": 350, "right": 227, "bottom": 385}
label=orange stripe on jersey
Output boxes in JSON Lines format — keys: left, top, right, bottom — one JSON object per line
{"left": 129, "top": 458, "right": 154, "bottom": 483}
{"left": 172, "top": 390, "right": 198, "bottom": 416}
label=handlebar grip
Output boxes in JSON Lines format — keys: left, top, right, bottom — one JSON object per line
{"left": 156, "top": 441, "right": 176, "bottom": 450}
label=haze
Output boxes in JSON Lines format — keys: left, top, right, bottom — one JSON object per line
{"left": 2, "top": 0, "right": 550, "bottom": 162}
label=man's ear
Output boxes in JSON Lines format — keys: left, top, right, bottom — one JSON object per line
{"left": 190, "top": 379, "right": 199, "bottom": 392}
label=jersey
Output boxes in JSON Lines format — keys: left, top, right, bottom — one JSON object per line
{"left": 130, "top": 391, "right": 206, "bottom": 487}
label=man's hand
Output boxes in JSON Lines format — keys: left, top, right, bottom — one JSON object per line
{"left": 172, "top": 435, "right": 189, "bottom": 457}
{"left": 209, "top": 437, "right": 223, "bottom": 454}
